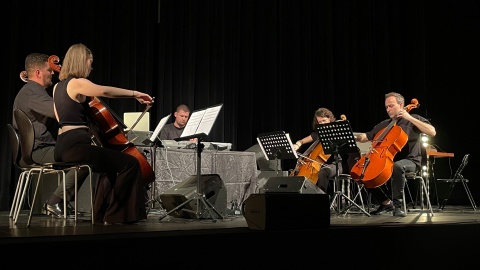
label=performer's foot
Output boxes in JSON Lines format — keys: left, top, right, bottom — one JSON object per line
{"left": 370, "top": 203, "right": 393, "bottom": 215}
{"left": 393, "top": 207, "right": 406, "bottom": 217}
{"left": 43, "top": 202, "right": 63, "bottom": 218}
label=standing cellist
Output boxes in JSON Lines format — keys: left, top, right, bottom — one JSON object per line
{"left": 354, "top": 92, "right": 436, "bottom": 217}
{"left": 291, "top": 108, "right": 341, "bottom": 194}
{"left": 53, "top": 43, "right": 154, "bottom": 225}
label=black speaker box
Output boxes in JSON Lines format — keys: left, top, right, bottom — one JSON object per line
{"left": 160, "top": 174, "right": 227, "bottom": 219}
{"left": 242, "top": 193, "right": 330, "bottom": 230}
{"left": 261, "top": 176, "right": 324, "bottom": 194}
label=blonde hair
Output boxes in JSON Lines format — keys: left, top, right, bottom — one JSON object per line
{"left": 59, "top": 43, "right": 93, "bottom": 81}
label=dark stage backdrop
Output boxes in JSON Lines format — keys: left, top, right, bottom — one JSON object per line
{"left": 2, "top": 0, "right": 479, "bottom": 210}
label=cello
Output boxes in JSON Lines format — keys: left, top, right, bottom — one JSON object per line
{"left": 290, "top": 140, "right": 330, "bottom": 185}
{"left": 290, "top": 114, "right": 347, "bottom": 185}
{"left": 48, "top": 55, "right": 155, "bottom": 186}
{"left": 350, "top": 99, "right": 419, "bottom": 188}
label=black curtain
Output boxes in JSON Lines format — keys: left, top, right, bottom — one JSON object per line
{"left": 3, "top": 0, "right": 479, "bottom": 210}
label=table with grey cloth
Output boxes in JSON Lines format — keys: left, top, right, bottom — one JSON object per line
{"left": 138, "top": 147, "right": 259, "bottom": 210}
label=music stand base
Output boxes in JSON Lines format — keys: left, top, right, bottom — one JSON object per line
{"left": 158, "top": 194, "right": 224, "bottom": 221}
{"left": 330, "top": 191, "right": 371, "bottom": 217}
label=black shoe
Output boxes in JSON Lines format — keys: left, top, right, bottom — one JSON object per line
{"left": 43, "top": 202, "right": 63, "bottom": 218}
{"left": 393, "top": 207, "right": 406, "bottom": 217}
{"left": 370, "top": 203, "right": 394, "bottom": 215}
{"left": 64, "top": 202, "right": 82, "bottom": 216}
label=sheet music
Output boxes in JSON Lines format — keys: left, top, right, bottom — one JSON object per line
{"left": 256, "top": 130, "right": 297, "bottom": 160}
{"left": 149, "top": 114, "right": 171, "bottom": 141}
{"left": 180, "top": 104, "right": 223, "bottom": 138}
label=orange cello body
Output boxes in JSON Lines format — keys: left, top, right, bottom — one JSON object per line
{"left": 350, "top": 125, "right": 407, "bottom": 188}
{"left": 350, "top": 99, "right": 419, "bottom": 188}
{"left": 290, "top": 140, "right": 331, "bottom": 185}
{"left": 87, "top": 97, "right": 155, "bottom": 186}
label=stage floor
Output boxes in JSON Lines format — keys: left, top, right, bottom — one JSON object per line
{"left": 1, "top": 204, "right": 479, "bottom": 238}
{"left": 1, "top": 204, "right": 479, "bottom": 268}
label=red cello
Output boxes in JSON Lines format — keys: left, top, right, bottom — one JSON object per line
{"left": 350, "top": 99, "right": 419, "bottom": 188}
{"left": 48, "top": 55, "right": 155, "bottom": 186}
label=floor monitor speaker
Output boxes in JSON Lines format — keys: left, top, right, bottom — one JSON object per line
{"left": 160, "top": 174, "right": 227, "bottom": 219}
{"left": 261, "top": 176, "right": 324, "bottom": 194}
{"left": 242, "top": 193, "right": 330, "bottom": 230}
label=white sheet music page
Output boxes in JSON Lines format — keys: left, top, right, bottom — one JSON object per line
{"left": 180, "top": 110, "right": 205, "bottom": 138}
{"left": 180, "top": 104, "right": 223, "bottom": 138}
{"left": 149, "top": 114, "right": 171, "bottom": 141}
{"left": 195, "top": 104, "right": 222, "bottom": 135}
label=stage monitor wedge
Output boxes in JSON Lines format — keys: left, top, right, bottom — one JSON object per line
{"left": 160, "top": 174, "right": 227, "bottom": 219}
{"left": 242, "top": 193, "right": 330, "bottom": 230}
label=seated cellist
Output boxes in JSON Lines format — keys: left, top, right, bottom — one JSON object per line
{"left": 291, "top": 107, "right": 341, "bottom": 194}
{"left": 354, "top": 92, "right": 436, "bottom": 217}
{"left": 52, "top": 43, "right": 154, "bottom": 225}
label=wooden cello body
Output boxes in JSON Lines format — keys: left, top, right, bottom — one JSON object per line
{"left": 350, "top": 99, "right": 419, "bottom": 188}
{"left": 87, "top": 97, "right": 155, "bottom": 186}
{"left": 290, "top": 140, "right": 330, "bottom": 185}
{"left": 48, "top": 55, "right": 155, "bottom": 186}
{"left": 290, "top": 114, "right": 348, "bottom": 184}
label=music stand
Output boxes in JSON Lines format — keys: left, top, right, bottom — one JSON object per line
{"left": 316, "top": 120, "right": 370, "bottom": 216}
{"left": 257, "top": 131, "right": 298, "bottom": 176}
{"left": 159, "top": 104, "right": 224, "bottom": 221}
{"left": 140, "top": 114, "right": 171, "bottom": 214}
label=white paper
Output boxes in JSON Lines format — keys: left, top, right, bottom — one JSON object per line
{"left": 180, "top": 104, "right": 223, "bottom": 138}
{"left": 149, "top": 114, "right": 171, "bottom": 141}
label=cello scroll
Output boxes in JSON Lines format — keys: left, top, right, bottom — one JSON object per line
{"left": 48, "top": 55, "right": 62, "bottom": 73}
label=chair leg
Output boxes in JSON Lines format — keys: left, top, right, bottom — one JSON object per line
{"left": 86, "top": 166, "right": 94, "bottom": 225}
{"left": 27, "top": 169, "right": 45, "bottom": 227}
{"left": 460, "top": 176, "right": 477, "bottom": 211}
{"left": 14, "top": 170, "right": 38, "bottom": 224}
{"left": 10, "top": 171, "right": 26, "bottom": 218}
{"left": 419, "top": 178, "right": 434, "bottom": 216}
{"left": 63, "top": 170, "right": 68, "bottom": 220}
{"left": 62, "top": 165, "right": 94, "bottom": 225}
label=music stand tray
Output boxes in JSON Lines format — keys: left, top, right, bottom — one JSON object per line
{"left": 316, "top": 120, "right": 370, "bottom": 216}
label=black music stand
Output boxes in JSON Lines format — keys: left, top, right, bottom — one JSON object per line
{"left": 159, "top": 104, "right": 224, "bottom": 221}
{"left": 316, "top": 120, "right": 370, "bottom": 216}
{"left": 257, "top": 131, "right": 298, "bottom": 176}
{"left": 141, "top": 114, "right": 171, "bottom": 214}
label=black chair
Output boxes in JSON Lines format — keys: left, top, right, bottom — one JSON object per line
{"left": 13, "top": 109, "right": 94, "bottom": 226}
{"left": 6, "top": 123, "right": 31, "bottom": 219}
{"left": 438, "top": 154, "right": 476, "bottom": 211}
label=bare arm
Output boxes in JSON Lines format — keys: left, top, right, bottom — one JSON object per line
{"left": 293, "top": 134, "right": 314, "bottom": 151}
{"left": 68, "top": 78, "right": 154, "bottom": 105}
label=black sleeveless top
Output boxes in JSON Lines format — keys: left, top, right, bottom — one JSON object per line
{"left": 54, "top": 76, "right": 90, "bottom": 127}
